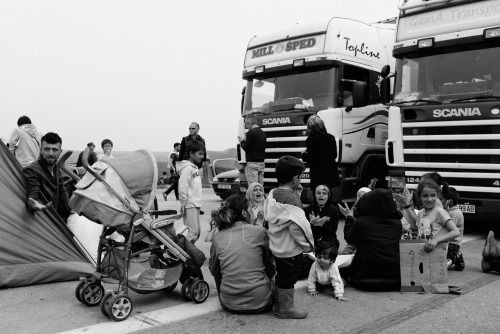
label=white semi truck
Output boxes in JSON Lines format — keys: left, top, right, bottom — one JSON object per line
{"left": 383, "top": 0, "right": 500, "bottom": 219}
{"left": 238, "top": 17, "right": 395, "bottom": 202}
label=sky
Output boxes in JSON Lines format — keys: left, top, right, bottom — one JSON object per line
{"left": 0, "top": 0, "right": 399, "bottom": 153}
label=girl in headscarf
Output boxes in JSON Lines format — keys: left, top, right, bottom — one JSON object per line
{"left": 246, "top": 182, "right": 266, "bottom": 228}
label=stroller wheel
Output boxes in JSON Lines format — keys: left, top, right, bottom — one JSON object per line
{"left": 106, "top": 294, "right": 133, "bottom": 322}
{"left": 100, "top": 291, "right": 113, "bottom": 318}
{"left": 190, "top": 280, "right": 210, "bottom": 304}
{"left": 79, "top": 282, "right": 104, "bottom": 307}
{"left": 181, "top": 278, "right": 195, "bottom": 301}
{"left": 74, "top": 280, "right": 87, "bottom": 302}
{"left": 162, "top": 282, "right": 178, "bottom": 293}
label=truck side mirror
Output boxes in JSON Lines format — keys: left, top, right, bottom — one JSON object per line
{"left": 380, "top": 78, "right": 391, "bottom": 105}
{"left": 241, "top": 86, "right": 246, "bottom": 114}
{"left": 352, "top": 81, "right": 369, "bottom": 108}
{"left": 381, "top": 65, "right": 391, "bottom": 78}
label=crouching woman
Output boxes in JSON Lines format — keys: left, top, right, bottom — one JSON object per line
{"left": 209, "top": 194, "right": 276, "bottom": 314}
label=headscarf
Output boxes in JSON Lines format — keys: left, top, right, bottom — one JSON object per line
{"left": 356, "top": 188, "right": 403, "bottom": 220}
{"left": 246, "top": 182, "right": 264, "bottom": 206}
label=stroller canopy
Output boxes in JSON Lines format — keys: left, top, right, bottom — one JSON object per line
{"left": 70, "top": 150, "right": 158, "bottom": 230}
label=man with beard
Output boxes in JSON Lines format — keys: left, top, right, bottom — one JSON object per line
{"left": 24, "top": 132, "right": 71, "bottom": 222}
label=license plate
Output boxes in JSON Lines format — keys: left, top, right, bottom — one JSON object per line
{"left": 218, "top": 184, "right": 231, "bottom": 189}
{"left": 459, "top": 204, "right": 475, "bottom": 214}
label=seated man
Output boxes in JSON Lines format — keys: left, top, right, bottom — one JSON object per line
{"left": 24, "top": 132, "right": 72, "bottom": 222}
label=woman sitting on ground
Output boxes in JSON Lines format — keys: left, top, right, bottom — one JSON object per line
{"left": 304, "top": 184, "right": 340, "bottom": 249}
{"left": 209, "top": 194, "right": 276, "bottom": 314}
{"left": 343, "top": 188, "right": 403, "bottom": 291}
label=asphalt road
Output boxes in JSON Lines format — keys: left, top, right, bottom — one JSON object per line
{"left": 1, "top": 188, "right": 499, "bottom": 334}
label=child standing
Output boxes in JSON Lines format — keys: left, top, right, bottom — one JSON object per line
{"left": 307, "top": 241, "right": 348, "bottom": 301}
{"left": 442, "top": 184, "right": 465, "bottom": 271}
{"left": 264, "top": 155, "right": 314, "bottom": 319}
{"left": 177, "top": 140, "right": 205, "bottom": 244}
{"left": 402, "top": 180, "right": 460, "bottom": 252}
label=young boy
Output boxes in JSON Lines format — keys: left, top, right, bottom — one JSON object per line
{"left": 264, "top": 155, "right": 314, "bottom": 319}
{"left": 444, "top": 186, "right": 465, "bottom": 271}
{"left": 176, "top": 140, "right": 205, "bottom": 244}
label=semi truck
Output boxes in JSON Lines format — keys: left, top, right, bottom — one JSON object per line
{"left": 383, "top": 0, "right": 500, "bottom": 219}
{"left": 238, "top": 17, "right": 395, "bottom": 202}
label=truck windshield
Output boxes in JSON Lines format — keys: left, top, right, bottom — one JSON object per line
{"left": 394, "top": 46, "right": 500, "bottom": 104}
{"left": 243, "top": 67, "right": 337, "bottom": 114}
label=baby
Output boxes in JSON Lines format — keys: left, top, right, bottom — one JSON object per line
{"left": 307, "top": 241, "right": 348, "bottom": 301}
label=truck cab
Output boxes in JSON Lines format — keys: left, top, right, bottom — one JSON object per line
{"left": 239, "top": 17, "right": 395, "bottom": 202}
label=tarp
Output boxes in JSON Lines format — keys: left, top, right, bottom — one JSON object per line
{"left": 0, "top": 141, "right": 94, "bottom": 288}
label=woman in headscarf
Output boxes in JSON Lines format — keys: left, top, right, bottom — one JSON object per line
{"left": 343, "top": 188, "right": 403, "bottom": 291}
{"left": 246, "top": 182, "right": 266, "bottom": 228}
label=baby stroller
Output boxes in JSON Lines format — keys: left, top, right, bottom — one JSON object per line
{"left": 68, "top": 149, "right": 209, "bottom": 321}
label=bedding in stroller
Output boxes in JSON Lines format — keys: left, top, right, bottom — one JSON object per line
{"left": 69, "top": 150, "right": 209, "bottom": 321}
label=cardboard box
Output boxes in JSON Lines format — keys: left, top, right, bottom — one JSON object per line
{"left": 400, "top": 240, "right": 449, "bottom": 294}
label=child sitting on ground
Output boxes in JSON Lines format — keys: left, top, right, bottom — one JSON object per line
{"left": 307, "top": 241, "right": 348, "bottom": 302}
{"left": 442, "top": 183, "right": 465, "bottom": 271}
{"left": 265, "top": 155, "right": 314, "bottom": 319}
{"left": 176, "top": 139, "right": 205, "bottom": 244}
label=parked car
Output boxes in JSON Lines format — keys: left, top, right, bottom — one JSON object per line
{"left": 210, "top": 158, "right": 240, "bottom": 199}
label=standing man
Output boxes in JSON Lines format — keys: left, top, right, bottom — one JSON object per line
{"left": 163, "top": 142, "right": 180, "bottom": 201}
{"left": 24, "top": 132, "right": 72, "bottom": 222}
{"left": 179, "top": 122, "right": 207, "bottom": 214}
{"left": 76, "top": 142, "right": 98, "bottom": 168}
{"left": 8, "top": 116, "right": 43, "bottom": 168}
{"left": 238, "top": 114, "right": 266, "bottom": 186}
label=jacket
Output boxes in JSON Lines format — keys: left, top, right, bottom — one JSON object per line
{"left": 264, "top": 190, "right": 314, "bottom": 258}
{"left": 177, "top": 160, "right": 202, "bottom": 208}
{"left": 8, "top": 124, "right": 42, "bottom": 168}
{"left": 344, "top": 189, "right": 403, "bottom": 277}
{"left": 178, "top": 134, "right": 207, "bottom": 162}
{"left": 209, "top": 222, "right": 275, "bottom": 311}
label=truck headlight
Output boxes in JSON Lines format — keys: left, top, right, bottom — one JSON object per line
{"left": 213, "top": 177, "right": 219, "bottom": 182}
{"left": 388, "top": 176, "right": 406, "bottom": 190}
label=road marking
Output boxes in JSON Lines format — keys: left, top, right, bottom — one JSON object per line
{"left": 341, "top": 274, "right": 500, "bottom": 334}
{"left": 59, "top": 281, "right": 308, "bottom": 334}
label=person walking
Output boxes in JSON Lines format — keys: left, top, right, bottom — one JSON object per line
{"left": 302, "top": 115, "right": 341, "bottom": 204}
{"left": 238, "top": 114, "right": 266, "bottom": 186}
{"left": 7, "top": 116, "right": 43, "bottom": 168}
{"left": 163, "top": 142, "right": 180, "bottom": 201}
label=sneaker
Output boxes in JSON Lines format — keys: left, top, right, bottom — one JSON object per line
{"left": 447, "top": 259, "right": 453, "bottom": 269}
{"left": 163, "top": 192, "right": 168, "bottom": 201}
{"left": 200, "top": 210, "right": 204, "bottom": 215}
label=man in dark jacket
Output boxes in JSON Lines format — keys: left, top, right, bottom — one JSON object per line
{"left": 24, "top": 132, "right": 71, "bottom": 221}
{"left": 238, "top": 115, "right": 266, "bottom": 186}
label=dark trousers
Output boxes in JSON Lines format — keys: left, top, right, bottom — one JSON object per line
{"left": 274, "top": 254, "right": 302, "bottom": 289}
{"left": 164, "top": 176, "right": 179, "bottom": 199}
